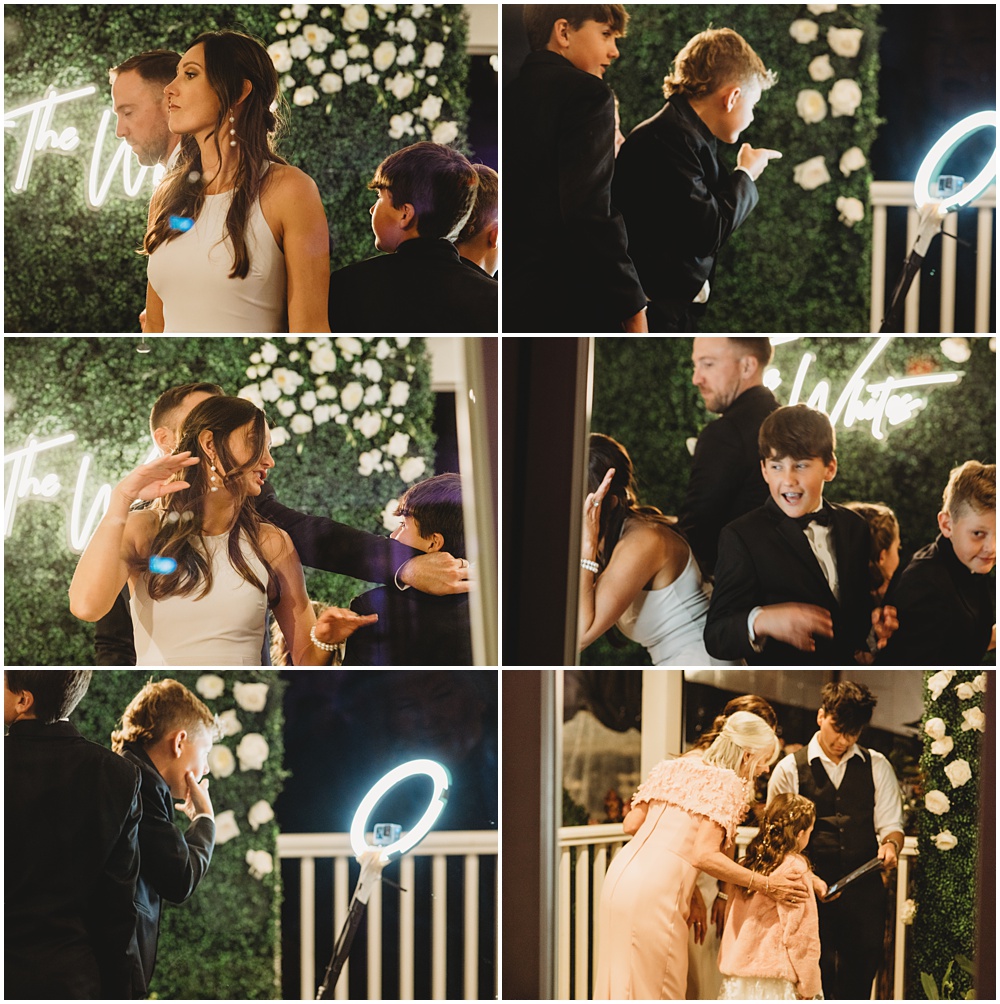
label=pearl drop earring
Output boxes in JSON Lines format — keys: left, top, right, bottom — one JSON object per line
{"left": 229, "top": 114, "right": 236, "bottom": 148}
{"left": 210, "top": 462, "right": 219, "bottom": 492}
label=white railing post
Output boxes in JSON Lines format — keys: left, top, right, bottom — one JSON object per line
{"left": 464, "top": 854, "right": 480, "bottom": 1000}
{"left": 399, "top": 856, "right": 416, "bottom": 1000}
{"left": 300, "top": 857, "right": 316, "bottom": 1002}
{"left": 976, "top": 205, "right": 995, "bottom": 332}
{"left": 334, "top": 856, "right": 349, "bottom": 1001}
{"left": 431, "top": 854, "right": 447, "bottom": 999}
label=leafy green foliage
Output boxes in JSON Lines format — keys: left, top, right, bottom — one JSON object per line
{"left": 607, "top": 4, "right": 881, "bottom": 331}
{"left": 72, "top": 670, "right": 286, "bottom": 1000}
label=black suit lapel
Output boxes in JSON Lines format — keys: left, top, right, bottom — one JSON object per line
{"left": 764, "top": 498, "right": 840, "bottom": 605}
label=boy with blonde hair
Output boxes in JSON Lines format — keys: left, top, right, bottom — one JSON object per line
{"left": 456, "top": 163, "right": 499, "bottom": 278}
{"left": 112, "top": 678, "right": 221, "bottom": 994}
{"left": 613, "top": 27, "right": 781, "bottom": 330}
{"left": 880, "top": 460, "right": 996, "bottom": 664}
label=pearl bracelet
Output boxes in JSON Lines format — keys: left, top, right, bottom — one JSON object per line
{"left": 310, "top": 625, "right": 339, "bottom": 652}
{"left": 581, "top": 558, "right": 599, "bottom": 574}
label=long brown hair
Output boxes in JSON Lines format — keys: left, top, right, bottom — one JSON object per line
{"left": 140, "top": 396, "right": 276, "bottom": 601}
{"left": 142, "top": 30, "right": 289, "bottom": 279}
{"left": 742, "top": 792, "right": 815, "bottom": 877}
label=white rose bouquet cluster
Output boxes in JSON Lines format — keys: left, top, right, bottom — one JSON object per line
{"left": 266, "top": 3, "right": 464, "bottom": 144}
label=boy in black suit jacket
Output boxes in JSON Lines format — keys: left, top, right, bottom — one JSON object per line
{"left": 613, "top": 28, "right": 781, "bottom": 331}
{"left": 328, "top": 142, "right": 497, "bottom": 332}
{"left": 879, "top": 460, "right": 996, "bottom": 665}
{"left": 504, "top": 4, "right": 647, "bottom": 333}
{"left": 5, "top": 670, "right": 143, "bottom": 1000}
{"left": 346, "top": 473, "right": 472, "bottom": 665}
{"left": 112, "top": 679, "right": 220, "bottom": 994}
{"left": 705, "top": 405, "right": 898, "bottom": 665}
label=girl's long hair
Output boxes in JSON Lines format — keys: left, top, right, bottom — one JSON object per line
{"left": 142, "top": 29, "right": 289, "bottom": 279}
{"left": 741, "top": 792, "right": 816, "bottom": 877}
{"left": 139, "top": 396, "right": 276, "bottom": 601}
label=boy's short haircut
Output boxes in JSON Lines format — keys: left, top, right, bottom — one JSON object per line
{"left": 111, "top": 678, "right": 220, "bottom": 753}
{"left": 109, "top": 49, "right": 181, "bottom": 86}
{"left": 5, "top": 670, "right": 92, "bottom": 724}
{"left": 522, "top": 5, "right": 629, "bottom": 52}
{"left": 369, "top": 142, "right": 479, "bottom": 241}
{"left": 457, "top": 164, "right": 498, "bottom": 245}
{"left": 759, "top": 404, "right": 835, "bottom": 465}
{"left": 149, "top": 382, "right": 225, "bottom": 439}
{"left": 663, "top": 27, "right": 776, "bottom": 100}
{"left": 397, "top": 472, "right": 466, "bottom": 559}
{"left": 728, "top": 337, "right": 774, "bottom": 368}
{"left": 820, "top": 680, "right": 876, "bottom": 734}
{"left": 941, "top": 460, "right": 996, "bottom": 519}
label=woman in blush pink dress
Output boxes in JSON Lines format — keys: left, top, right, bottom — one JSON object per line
{"left": 594, "top": 712, "right": 810, "bottom": 1000}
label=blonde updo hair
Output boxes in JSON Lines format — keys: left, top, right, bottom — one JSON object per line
{"left": 111, "top": 678, "right": 219, "bottom": 753}
{"left": 702, "top": 710, "right": 780, "bottom": 781}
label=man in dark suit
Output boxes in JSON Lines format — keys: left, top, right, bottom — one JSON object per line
{"left": 329, "top": 142, "right": 497, "bottom": 333}
{"left": 612, "top": 27, "right": 780, "bottom": 331}
{"left": 504, "top": 5, "right": 647, "bottom": 333}
{"left": 705, "top": 405, "right": 896, "bottom": 665}
{"left": 5, "top": 670, "right": 144, "bottom": 1000}
{"left": 677, "top": 337, "right": 780, "bottom": 577}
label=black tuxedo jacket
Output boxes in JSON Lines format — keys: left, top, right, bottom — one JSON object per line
{"left": 346, "top": 585, "right": 472, "bottom": 665}
{"left": 613, "top": 94, "right": 759, "bottom": 311}
{"left": 328, "top": 238, "right": 497, "bottom": 333}
{"left": 504, "top": 50, "right": 646, "bottom": 332}
{"left": 5, "top": 720, "right": 143, "bottom": 999}
{"left": 705, "top": 498, "right": 873, "bottom": 665}
{"left": 878, "top": 534, "right": 995, "bottom": 665}
{"left": 121, "top": 745, "right": 215, "bottom": 993}
{"left": 677, "top": 385, "right": 781, "bottom": 576}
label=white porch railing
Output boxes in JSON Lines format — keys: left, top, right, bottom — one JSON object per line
{"left": 558, "top": 823, "right": 918, "bottom": 1001}
{"left": 870, "top": 181, "right": 996, "bottom": 333}
{"left": 277, "top": 830, "right": 497, "bottom": 1001}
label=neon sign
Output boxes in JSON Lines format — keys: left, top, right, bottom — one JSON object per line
{"left": 763, "top": 336, "right": 963, "bottom": 440}
{"left": 4, "top": 85, "right": 165, "bottom": 209}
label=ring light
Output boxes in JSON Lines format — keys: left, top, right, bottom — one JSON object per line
{"left": 349, "top": 758, "right": 450, "bottom": 864}
{"left": 914, "top": 111, "right": 996, "bottom": 211}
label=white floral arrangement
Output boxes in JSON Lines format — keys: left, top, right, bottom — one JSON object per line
{"left": 233, "top": 681, "right": 270, "bottom": 713}
{"left": 266, "top": 3, "right": 463, "bottom": 144}
{"left": 239, "top": 335, "right": 430, "bottom": 488}
{"left": 237, "top": 732, "right": 271, "bottom": 772}
{"left": 246, "top": 848, "right": 275, "bottom": 880}
{"left": 788, "top": 7, "right": 869, "bottom": 229}
{"left": 208, "top": 744, "right": 237, "bottom": 779}
{"left": 215, "top": 809, "right": 242, "bottom": 845}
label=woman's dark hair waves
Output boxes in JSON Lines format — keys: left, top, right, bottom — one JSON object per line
{"left": 141, "top": 396, "right": 276, "bottom": 601}
{"left": 142, "top": 29, "right": 290, "bottom": 279}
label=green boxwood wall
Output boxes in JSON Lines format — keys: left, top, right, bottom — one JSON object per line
{"left": 3, "top": 4, "right": 471, "bottom": 333}
{"left": 2, "top": 335, "right": 435, "bottom": 666}
{"left": 583, "top": 335, "right": 996, "bottom": 666}
{"left": 72, "top": 669, "right": 286, "bottom": 1000}
{"left": 608, "top": 4, "right": 881, "bottom": 332}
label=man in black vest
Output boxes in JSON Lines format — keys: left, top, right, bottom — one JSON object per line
{"left": 767, "top": 681, "right": 904, "bottom": 1000}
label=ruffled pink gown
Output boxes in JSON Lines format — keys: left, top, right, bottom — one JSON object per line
{"left": 594, "top": 756, "right": 747, "bottom": 1000}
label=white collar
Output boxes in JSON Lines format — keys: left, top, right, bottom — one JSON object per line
{"left": 807, "top": 731, "right": 865, "bottom": 767}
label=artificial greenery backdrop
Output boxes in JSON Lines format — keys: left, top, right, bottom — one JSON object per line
{"left": 583, "top": 335, "right": 996, "bottom": 666}
{"left": 3, "top": 4, "right": 471, "bottom": 332}
{"left": 608, "top": 4, "right": 881, "bottom": 332}
{"left": 2, "top": 335, "right": 434, "bottom": 666}
{"left": 72, "top": 669, "right": 286, "bottom": 1000}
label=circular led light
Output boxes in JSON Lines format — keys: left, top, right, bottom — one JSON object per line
{"left": 914, "top": 111, "right": 996, "bottom": 211}
{"left": 349, "top": 758, "right": 450, "bottom": 863}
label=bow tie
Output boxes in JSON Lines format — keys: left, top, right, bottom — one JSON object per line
{"left": 791, "top": 507, "right": 832, "bottom": 530}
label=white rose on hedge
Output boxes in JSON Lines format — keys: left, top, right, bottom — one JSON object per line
{"left": 208, "top": 744, "right": 236, "bottom": 779}
{"left": 793, "top": 155, "right": 831, "bottom": 191}
{"left": 302, "top": 24, "right": 333, "bottom": 53}
{"left": 237, "top": 733, "right": 270, "bottom": 771}
{"left": 836, "top": 196, "right": 864, "bottom": 227}
{"left": 233, "top": 681, "right": 269, "bottom": 712}
{"left": 272, "top": 367, "right": 304, "bottom": 395}
{"left": 215, "top": 810, "right": 241, "bottom": 845}
{"left": 307, "top": 56, "right": 326, "bottom": 76}
{"left": 342, "top": 4, "right": 370, "bottom": 31}
{"left": 362, "top": 358, "right": 383, "bottom": 383}
{"left": 839, "top": 145, "right": 867, "bottom": 176}
{"left": 259, "top": 378, "right": 281, "bottom": 403}
{"left": 432, "top": 120, "right": 459, "bottom": 145}
{"left": 248, "top": 800, "right": 276, "bottom": 832}
{"left": 930, "top": 735, "right": 954, "bottom": 757}
{"left": 389, "top": 112, "right": 414, "bottom": 139}
{"left": 828, "top": 26, "right": 863, "bottom": 57}
{"left": 388, "top": 380, "right": 410, "bottom": 407}
{"left": 270, "top": 427, "right": 290, "bottom": 448}
{"left": 268, "top": 41, "right": 293, "bottom": 74}
{"left": 358, "top": 412, "right": 382, "bottom": 438}
{"left": 955, "top": 681, "right": 975, "bottom": 700}
{"left": 299, "top": 390, "right": 317, "bottom": 412}
{"left": 373, "top": 41, "right": 397, "bottom": 71}
{"left": 927, "top": 669, "right": 956, "bottom": 700}
{"left": 972, "top": 672, "right": 987, "bottom": 692}
{"left": 331, "top": 49, "right": 349, "bottom": 70}
{"left": 277, "top": 398, "right": 296, "bottom": 418}
{"left": 399, "top": 456, "right": 426, "bottom": 482}
{"left": 829, "top": 79, "right": 862, "bottom": 117}
{"left": 960, "top": 707, "right": 986, "bottom": 732}
{"left": 932, "top": 830, "right": 958, "bottom": 851}
{"left": 419, "top": 94, "right": 443, "bottom": 122}
{"left": 381, "top": 498, "right": 401, "bottom": 531}
{"left": 196, "top": 673, "right": 225, "bottom": 700}
{"left": 343, "top": 64, "right": 363, "bottom": 86}
{"left": 807, "top": 3, "right": 837, "bottom": 13}
{"left": 388, "top": 72, "right": 415, "bottom": 101}
{"left": 396, "top": 17, "right": 417, "bottom": 42}
{"left": 290, "top": 413, "right": 313, "bottom": 435}
{"left": 901, "top": 899, "right": 917, "bottom": 925}
{"left": 924, "top": 717, "right": 948, "bottom": 740}
{"left": 341, "top": 382, "right": 364, "bottom": 411}
{"left": 238, "top": 384, "right": 266, "bottom": 411}
{"left": 246, "top": 849, "right": 274, "bottom": 880}
{"left": 808, "top": 54, "right": 836, "bottom": 81}
{"left": 943, "top": 759, "right": 972, "bottom": 788}
{"left": 789, "top": 19, "right": 820, "bottom": 44}
{"left": 796, "top": 89, "right": 828, "bottom": 124}
{"left": 310, "top": 345, "right": 338, "bottom": 374}
{"left": 217, "top": 709, "right": 243, "bottom": 738}
{"left": 423, "top": 40, "right": 446, "bottom": 68}
{"left": 320, "top": 73, "right": 343, "bottom": 94}
{"left": 924, "top": 790, "right": 951, "bottom": 815}
{"left": 289, "top": 34, "right": 312, "bottom": 61}
{"left": 386, "top": 431, "right": 411, "bottom": 458}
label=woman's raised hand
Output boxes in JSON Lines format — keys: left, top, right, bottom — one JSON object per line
{"left": 117, "top": 451, "right": 200, "bottom": 503}
{"left": 583, "top": 467, "right": 615, "bottom": 555}
{"left": 765, "top": 871, "right": 811, "bottom": 907}
{"left": 312, "top": 606, "right": 379, "bottom": 647}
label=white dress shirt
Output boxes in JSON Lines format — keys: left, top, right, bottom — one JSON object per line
{"left": 767, "top": 732, "right": 904, "bottom": 842}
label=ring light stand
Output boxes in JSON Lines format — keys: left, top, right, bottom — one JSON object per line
{"left": 879, "top": 111, "right": 996, "bottom": 333}
{"left": 316, "top": 759, "right": 451, "bottom": 1000}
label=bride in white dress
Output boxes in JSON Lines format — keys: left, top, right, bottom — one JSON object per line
{"left": 70, "top": 396, "right": 374, "bottom": 665}
{"left": 578, "top": 433, "right": 738, "bottom": 665}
